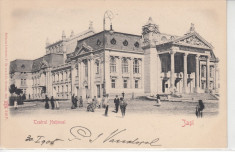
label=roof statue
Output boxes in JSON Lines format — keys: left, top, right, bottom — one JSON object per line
{"left": 70, "top": 30, "right": 74, "bottom": 37}
{"left": 62, "top": 30, "right": 66, "bottom": 40}
{"left": 89, "top": 21, "right": 93, "bottom": 30}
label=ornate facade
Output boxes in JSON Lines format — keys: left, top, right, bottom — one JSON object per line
{"left": 9, "top": 17, "right": 219, "bottom": 100}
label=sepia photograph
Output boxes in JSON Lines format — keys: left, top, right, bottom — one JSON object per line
{"left": 0, "top": 0, "right": 227, "bottom": 149}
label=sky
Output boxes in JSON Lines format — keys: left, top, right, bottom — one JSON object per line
{"left": 2, "top": 0, "right": 226, "bottom": 62}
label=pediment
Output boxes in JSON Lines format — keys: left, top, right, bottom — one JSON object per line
{"left": 173, "top": 33, "right": 213, "bottom": 49}
{"left": 39, "top": 59, "right": 49, "bottom": 69}
{"left": 74, "top": 42, "right": 93, "bottom": 56}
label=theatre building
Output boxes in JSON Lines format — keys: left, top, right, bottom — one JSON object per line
{"left": 9, "top": 17, "right": 219, "bottom": 100}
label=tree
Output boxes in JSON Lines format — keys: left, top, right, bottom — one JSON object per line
{"left": 15, "top": 89, "right": 23, "bottom": 95}
{"left": 9, "top": 84, "right": 17, "bottom": 94}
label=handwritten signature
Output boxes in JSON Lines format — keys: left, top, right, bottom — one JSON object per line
{"left": 25, "top": 125, "right": 161, "bottom": 147}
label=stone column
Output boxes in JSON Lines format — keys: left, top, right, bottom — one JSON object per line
{"left": 183, "top": 53, "right": 188, "bottom": 93}
{"left": 157, "top": 54, "right": 162, "bottom": 94}
{"left": 170, "top": 50, "right": 175, "bottom": 92}
{"left": 214, "top": 62, "right": 217, "bottom": 91}
{"left": 206, "top": 56, "right": 210, "bottom": 92}
{"left": 195, "top": 55, "right": 199, "bottom": 93}
{"left": 89, "top": 58, "right": 95, "bottom": 98}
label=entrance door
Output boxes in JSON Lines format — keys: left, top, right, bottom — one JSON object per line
{"left": 162, "top": 80, "right": 165, "bottom": 93}
{"left": 97, "top": 85, "right": 100, "bottom": 98}
{"left": 85, "top": 86, "right": 88, "bottom": 98}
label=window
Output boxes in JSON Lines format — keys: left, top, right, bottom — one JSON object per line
{"left": 122, "top": 58, "right": 128, "bottom": 73}
{"left": 123, "top": 79, "right": 128, "bottom": 88}
{"left": 135, "top": 80, "right": 139, "bottom": 88}
{"left": 110, "top": 57, "right": 116, "bottom": 73}
{"left": 134, "top": 42, "right": 139, "bottom": 48}
{"left": 96, "top": 61, "right": 99, "bottom": 74}
{"left": 133, "top": 59, "right": 140, "bottom": 73}
{"left": 111, "top": 79, "right": 116, "bottom": 88}
{"left": 21, "top": 79, "right": 26, "bottom": 85}
{"left": 123, "top": 40, "right": 128, "bottom": 46}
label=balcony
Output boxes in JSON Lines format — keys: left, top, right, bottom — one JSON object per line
{"left": 188, "top": 73, "right": 195, "bottom": 79}
{"left": 175, "top": 72, "right": 183, "bottom": 79}
{"left": 133, "top": 72, "right": 141, "bottom": 78}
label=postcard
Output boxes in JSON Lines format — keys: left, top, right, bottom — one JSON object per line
{"left": 0, "top": 0, "right": 227, "bottom": 149}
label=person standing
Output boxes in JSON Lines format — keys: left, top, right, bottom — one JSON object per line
{"left": 156, "top": 94, "right": 161, "bottom": 105}
{"left": 71, "top": 94, "right": 75, "bottom": 109}
{"left": 120, "top": 97, "right": 127, "bottom": 117}
{"left": 114, "top": 95, "right": 120, "bottom": 113}
{"left": 50, "top": 96, "right": 55, "bottom": 110}
{"left": 74, "top": 96, "right": 78, "bottom": 108}
{"left": 197, "top": 100, "right": 205, "bottom": 118}
{"left": 104, "top": 94, "right": 109, "bottom": 116}
{"left": 45, "top": 95, "right": 49, "bottom": 109}
{"left": 79, "top": 96, "right": 83, "bottom": 108}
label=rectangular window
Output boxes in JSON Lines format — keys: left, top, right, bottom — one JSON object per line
{"left": 110, "top": 57, "right": 116, "bottom": 73}
{"left": 133, "top": 59, "right": 140, "bottom": 74}
{"left": 135, "top": 80, "right": 139, "bottom": 88}
{"left": 24, "top": 79, "right": 26, "bottom": 85}
{"left": 122, "top": 59, "right": 128, "bottom": 73}
{"left": 123, "top": 79, "right": 128, "bottom": 88}
{"left": 111, "top": 79, "right": 116, "bottom": 88}
{"left": 21, "top": 79, "right": 23, "bottom": 85}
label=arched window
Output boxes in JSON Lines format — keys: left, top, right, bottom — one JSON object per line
{"left": 122, "top": 58, "right": 128, "bottom": 73}
{"left": 133, "top": 59, "right": 140, "bottom": 73}
{"left": 110, "top": 57, "right": 116, "bottom": 73}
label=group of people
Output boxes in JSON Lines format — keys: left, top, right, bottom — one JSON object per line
{"left": 71, "top": 94, "right": 83, "bottom": 109}
{"left": 44, "top": 95, "right": 60, "bottom": 110}
{"left": 113, "top": 95, "right": 128, "bottom": 117}
{"left": 84, "top": 94, "right": 128, "bottom": 117}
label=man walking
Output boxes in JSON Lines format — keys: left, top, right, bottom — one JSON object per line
{"left": 104, "top": 94, "right": 109, "bottom": 116}
{"left": 114, "top": 95, "right": 120, "bottom": 113}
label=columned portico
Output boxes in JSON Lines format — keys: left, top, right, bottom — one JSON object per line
{"left": 195, "top": 55, "right": 199, "bottom": 93}
{"left": 206, "top": 56, "right": 210, "bottom": 92}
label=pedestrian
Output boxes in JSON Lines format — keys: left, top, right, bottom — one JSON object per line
{"left": 50, "top": 96, "right": 55, "bottom": 110}
{"left": 104, "top": 94, "right": 109, "bottom": 116}
{"left": 45, "top": 95, "right": 49, "bottom": 109}
{"left": 120, "top": 97, "right": 127, "bottom": 117}
{"left": 196, "top": 100, "right": 205, "bottom": 118}
{"left": 74, "top": 96, "right": 78, "bottom": 108}
{"left": 93, "top": 96, "right": 98, "bottom": 108}
{"left": 114, "top": 95, "right": 120, "bottom": 113}
{"left": 156, "top": 94, "right": 161, "bottom": 105}
{"left": 14, "top": 95, "right": 18, "bottom": 110}
{"left": 79, "top": 96, "right": 83, "bottom": 108}
{"left": 71, "top": 94, "right": 75, "bottom": 109}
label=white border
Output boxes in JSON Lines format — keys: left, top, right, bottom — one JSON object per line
{"left": 228, "top": 0, "right": 235, "bottom": 150}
